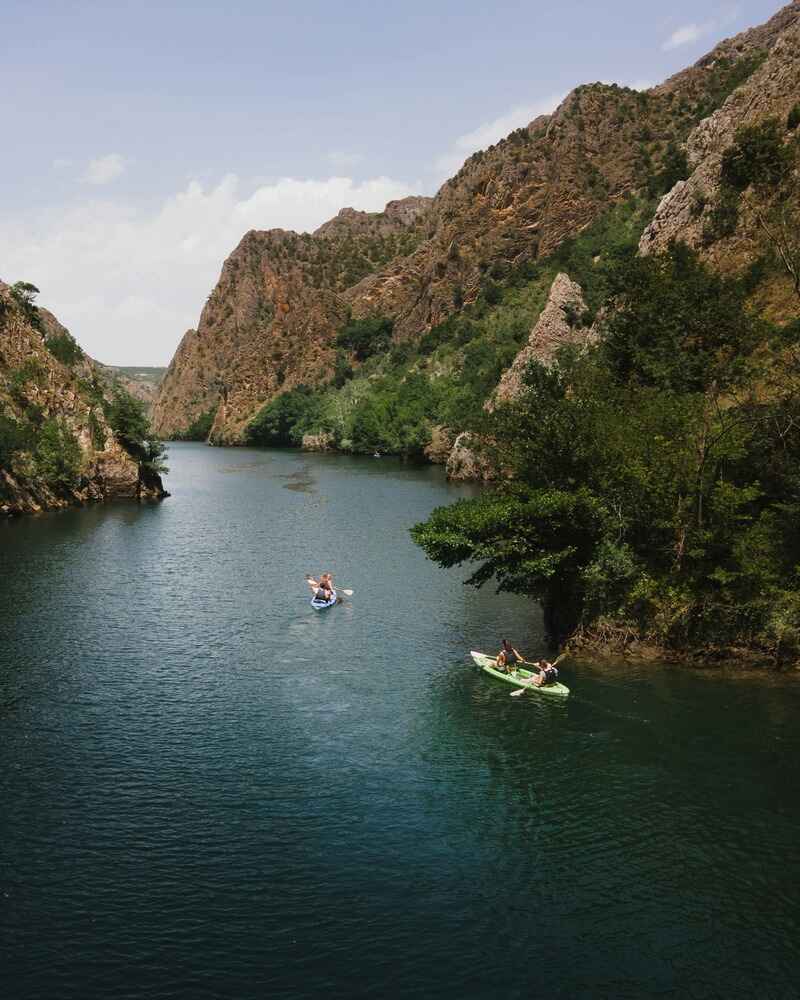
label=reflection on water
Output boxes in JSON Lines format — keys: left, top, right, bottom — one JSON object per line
{"left": 279, "top": 464, "right": 317, "bottom": 493}
{"left": 1, "top": 443, "right": 799, "bottom": 1000}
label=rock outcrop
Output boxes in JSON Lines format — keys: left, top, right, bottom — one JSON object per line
{"left": 0, "top": 283, "right": 167, "bottom": 516}
{"left": 493, "top": 273, "right": 595, "bottom": 406}
{"left": 301, "top": 431, "right": 334, "bottom": 452}
{"left": 445, "top": 432, "right": 495, "bottom": 481}
{"left": 445, "top": 273, "right": 595, "bottom": 479}
{"left": 640, "top": 12, "right": 800, "bottom": 321}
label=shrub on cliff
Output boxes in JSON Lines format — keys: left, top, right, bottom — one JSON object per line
{"left": 0, "top": 415, "right": 34, "bottom": 469}
{"left": 720, "top": 118, "right": 791, "bottom": 191}
{"left": 45, "top": 331, "right": 83, "bottom": 367}
{"left": 9, "top": 282, "right": 43, "bottom": 330}
{"left": 105, "top": 388, "right": 168, "bottom": 474}
{"left": 34, "top": 418, "right": 83, "bottom": 489}
{"left": 335, "top": 316, "right": 393, "bottom": 362}
{"left": 648, "top": 141, "right": 689, "bottom": 197}
{"left": 8, "top": 359, "right": 46, "bottom": 406}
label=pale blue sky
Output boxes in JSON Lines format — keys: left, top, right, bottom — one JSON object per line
{"left": 0, "top": 0, "right": 784, "bottom": 363}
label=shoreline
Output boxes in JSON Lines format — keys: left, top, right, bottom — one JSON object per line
{"left": 566, "top": 629, "right": 800, "bottom": 672}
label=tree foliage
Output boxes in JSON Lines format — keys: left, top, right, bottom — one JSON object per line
{"left": 45, "top": 331, "right": 83, "bottom": 367}
{"left": 720, "top": 118, "right": 791, "bottom": 191}
{"left": 335, "top": 316, "right": 394, "bottom": 361}
{"left": 105, "top": 388, "right": 168, "bottom": 474}
{"left": 34, "top": 418, "right": 83, "bottom": 489}
{"left": 412, "top": 244, "right": 800, "bottom": 658}
{"left": 247, "top": 386, "right": 323, "bottom": 446}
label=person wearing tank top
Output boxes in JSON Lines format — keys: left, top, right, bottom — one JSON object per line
{"left": 496, "top": 638, "right": 522, "bottom": 672}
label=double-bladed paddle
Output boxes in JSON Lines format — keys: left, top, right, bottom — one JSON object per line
{"left": 305, "top": 574, "right": 354, "bottom": 597}
{"left": 509, "top": 652, "right": 567, "bottom": 697}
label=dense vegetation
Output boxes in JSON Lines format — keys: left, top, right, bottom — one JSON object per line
{"left": 172, "top": 405, "right": 216, "bottom": 442}
{"left": 247, "top": 197, "right": 657, "bottom": 457}
{"left": 412, "top": 243, "right": 800, "bottom": 663}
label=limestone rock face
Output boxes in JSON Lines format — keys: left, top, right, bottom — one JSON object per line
{"left": 446, "top": 432, "right": 494, "bottom": 482}
{"left": 640, "top": 13, "right": 800, "bottom": 321}
{"left": 301, "top": 432, "right": 334, "bottom": 452}
{"left": 423, "top": 425, "right": 455, "bottom": 465}
{"left": 493, "top": 273, "right": 595, "bottom": 406}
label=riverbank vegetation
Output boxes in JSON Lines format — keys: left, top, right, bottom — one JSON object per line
{"left": 412, "top": 242, "right": 800, "bottom": 664}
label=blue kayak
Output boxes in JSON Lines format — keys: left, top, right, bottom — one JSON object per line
{"left": 310, "top": 589, "right": 338, "bottom": 611}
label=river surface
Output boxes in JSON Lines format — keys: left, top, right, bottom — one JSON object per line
{"left": 2, "top": 442, "right": 799, "bottom": 999}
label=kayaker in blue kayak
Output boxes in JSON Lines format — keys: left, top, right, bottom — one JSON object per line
{"left": 496, "top": 638, "right": 523, "bottom": 673}
{"left": 307, "top": 572, "right": 334, "bottom": 602}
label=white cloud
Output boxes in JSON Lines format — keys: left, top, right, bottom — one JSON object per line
{"left": 434, "top": 93, "right": 565, "bottom": 180}
{"left": 661, "top": 4, "right": 742, "bottom": 52}
{"left": 52, "top": 157, "right": 72, "bottom": 171}
{"left": 662, "top": 21, "right": 712, "bottom": 51}
{"left": 0, "top": 173, "right": 421, "bottom": 365}
{"left": 326, "top": 151, "right": 364, "bottom": 169}
{"left": 84, "top": 153, "right": 126, "bottom": 185}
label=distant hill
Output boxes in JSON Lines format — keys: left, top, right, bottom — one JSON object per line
{"left": 100, "top": 366, "right": 165, "bottom": 412}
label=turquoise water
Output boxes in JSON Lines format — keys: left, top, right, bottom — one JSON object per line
{"left": 2, "top": 442, "right": 799, "bottom": 999}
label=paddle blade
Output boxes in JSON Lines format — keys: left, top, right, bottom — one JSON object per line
{"left": 510, "top": 688, "right": 527, "bottom": 697}
{"left": 340, "top": 589, "right": 354, "bottom": 596}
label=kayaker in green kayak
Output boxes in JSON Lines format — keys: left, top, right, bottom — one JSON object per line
{"left": 531, "top": 659, "right": 560, "bottom": 687}
{"left": 496, "top": 638, "right": 523, "bottom": 673}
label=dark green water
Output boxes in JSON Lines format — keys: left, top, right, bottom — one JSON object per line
{"left": 2, "top": 443, "right": 799, "bottom": 999}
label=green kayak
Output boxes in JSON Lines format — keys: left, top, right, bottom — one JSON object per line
{"left": 470, "top": 651, "right": 570, "bottom": 698}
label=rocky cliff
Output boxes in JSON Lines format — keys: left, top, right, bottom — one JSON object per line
{"left": 0, "top": 282, "right": 167, "bottom": 516}
{"left": 152, "top": 197, "right": 432, "bottom": 441}
{"left": 493, "top": 273, "right": 595, "bottom": 406}
{"left": 640, "top": 13, "right": 800, "bottom": 323}
{"left": 154, "top": 2, "right": 800, "bottom": 445}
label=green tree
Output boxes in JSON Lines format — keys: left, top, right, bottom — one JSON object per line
{"left": 105, "top": 388, "right": 168, "bottom": 474}
{"left": 246, "top": 386, "right": 323, "bottom": 446}
{"left": 335, "top": 316, "right": 394, "bottom": 361}
{"left": 601, "top": 242, "right": 761, "bottom": 392}
{"left": 45, "top": 332, "right": 83, "bottom": 367}
{"left": 34, "top": 419, "right": 83, "bottom": 489}
{"left": 720, "top": 118, "right": 791, "bottom": 191}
